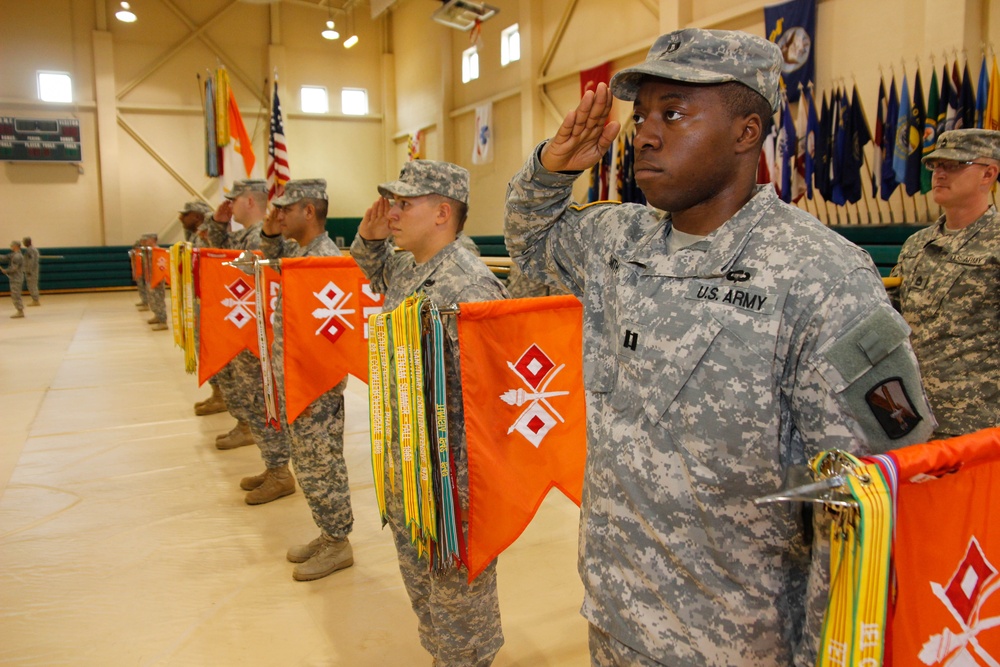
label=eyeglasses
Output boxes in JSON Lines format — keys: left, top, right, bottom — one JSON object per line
{"left": 924, "top": 159, "right": 992, "bottom": 173}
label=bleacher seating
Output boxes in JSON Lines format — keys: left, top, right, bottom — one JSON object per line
{"left": 0, "top": 223, "right": 927, "bottom": 295}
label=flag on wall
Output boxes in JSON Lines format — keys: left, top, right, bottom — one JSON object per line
{"left": 959, "top": 62, "right": 976, "bottom": 129}
{"left": 471, "top": 102, "right": 494, "bottom": 165}
{"left": 805, "top": 87, "right": 819, "bottom": 199}
{"left": 279, "top": 257, "right": 382, "bottom": 423}
{"left": 777, "top": 94, "right": 797, "bottom": 202}
{"left": 458, "top": 295, "right": 588, "bottom": 582}
{"left": 579, "top": 62, "right": 611, "bottom": 96}
{"left": 976, "top": 54, "right": 990, "bottom": 128}
{"left": 225, "top": 87, "right": 256, "bottom": 182}
{"left": 842, "top": 85, "right": 871, "bottom": 204}
{"left": 266, "top": 77, "right": 290, "bottom": 203}
{"left": 893, "top": 73, "right": 911, "bottom": 185}
{"left": 764, "top": 0, "right": 816, "bottom": 103}
{"left": 407, "top": 130, "right": 424, "bottom": 160}
{"left": 204, "top": 76, "right": 220, "bottom": 177}
{"left": 873, "top": 79, "right": 886, "bottom": 198}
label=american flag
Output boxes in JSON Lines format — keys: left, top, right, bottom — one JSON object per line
{"left": 266, "top": 79, "right": 290, "bottom": 202}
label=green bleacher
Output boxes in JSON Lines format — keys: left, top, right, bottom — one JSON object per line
{"left": 0, "top": 222, "right": 926, "bottom": 295}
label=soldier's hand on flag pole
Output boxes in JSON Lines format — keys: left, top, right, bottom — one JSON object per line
{"left": 541, "top": 81, "right": 620, "bottom": 174}
{"left": 359, "top": 197, "right": 392, "bottom": 241}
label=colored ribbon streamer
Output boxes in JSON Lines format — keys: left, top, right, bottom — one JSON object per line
{"left": 813, "top": 450, "right": 893, "bottom": 667}
{"left": 367, "top": 294, "right": 461, "bottom": 570}
{"left": 182, "top": 246, "right": 197, "bottom": 374}
{"left": 254, "top": 259, "right": 280, "bottom": 428}
{"left": 169, "top": 243, "right": 184, "bottom": 350}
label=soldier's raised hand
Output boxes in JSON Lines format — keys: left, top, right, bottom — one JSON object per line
{"left": 540, "top": 82, "right": 621, "bottom": 173}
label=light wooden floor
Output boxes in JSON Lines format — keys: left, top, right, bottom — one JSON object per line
{"left": 0, "top": 291, "right": 589, "bottom": 666}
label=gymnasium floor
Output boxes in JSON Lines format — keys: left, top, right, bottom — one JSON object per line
{"left": 0, "top": 291, "right": 588, "bottom": 666}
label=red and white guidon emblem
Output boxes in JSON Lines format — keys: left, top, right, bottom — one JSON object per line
{"left": 501, "top": 343, "right": 570, "bottom": 448}
{"left": 223, "top": 277, "right": 255, "bottom": 329}
{"left": 311, "top": 280, "right": 355, "bottom": 343}
{"left": 921, "top": 536, "right": 1000, "bottom": 665}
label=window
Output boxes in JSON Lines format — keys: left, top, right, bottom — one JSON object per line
{"left": 462, "top": 47, "right": 479, "bottom": 84}
{"left": 341, "top": 88, "right": 368, "bottom": 115}
{"left": 500, "top": 24, "right": 520, "bottom": 66}
{"left": 300, "top": 86, "right": 329, "bottom": 114}
{"left": 38, "top": 71, "right": 73, "bottom": 103}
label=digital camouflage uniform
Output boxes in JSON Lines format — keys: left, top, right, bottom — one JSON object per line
{"left": 209, "top": 214, "right": 289, "bottom": 467}
{"left": 505, "top": 149, "right": 936, "bottom": 665}
{"left": 260, "top": 224, "right": 353, "bottom": 539}
{"left": 3, "top": 247, "right": 24, "bottom": 313}
{"left": 351, "top": 160, "right": 509, "bottom": 667}
{"left": 22, "top": 243, "right": 40, "bottom": 303}
{"left": 889, "top": 206, "right": 1000, "bottom": 436}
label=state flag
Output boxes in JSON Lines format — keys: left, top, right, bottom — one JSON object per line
{"left": 280, "top": 256, "right": 382, "bottom": 423}
{"left": 880, "top": 78, "right": 900, "bottom": 201}
{"left": 458, "top": 295, "right": 587, "bottom": 582}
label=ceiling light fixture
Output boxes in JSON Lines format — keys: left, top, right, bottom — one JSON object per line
{"left": 343, "top": 8, "right": 358, "bottom": 48}
{"left": 321, "top": 19, "right": 339, "bottom": 40}
{"left": 115, "top": 1, "right": 137, "bottom": 22}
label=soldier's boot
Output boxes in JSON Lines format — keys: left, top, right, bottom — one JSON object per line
{"left": 216, "top": 421, "right": 247, "bottom": 443}
{"left": 150, "top": 321, "right": 168, "bottom": 331}
{"left": 216, "top": 421, "right": 254, "bottom": 450}
{"left": 11, "top": 310, "right": 25, "bottom": 319}
{"left": 239, "top": 468, "right": 268, "bottom": 491}
{"left": 292, "top": 535, "right": 353, "bottom": 581}
{"left": 194, "top": 384, "right": 224, "bottom": 411}
{"left": 137, "top": 304, "right": 149, "bottom": 311}
{"left": 147, "top": 315, "right": 160, "bottom": 324}
{"left": 286, "top": 534, "right": 326, "bottom": 563}
{"left": 244, "top": 465, "right": 295, "bottom": 505}
{"left": 194, "top": 386, "right": 227, "bottom": 416}
{"left": 28, "top": 300, "right": 39, "bottom": 306}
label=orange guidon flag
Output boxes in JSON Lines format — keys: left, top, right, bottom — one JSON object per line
{"left": 457, "top": 295, "right": 587, "bottom": 582}
{"left": 150, "top": 247, "right": 170, "bottom": 288}
{"left": 130, "top": 250, "right": 141, "bottom": 281}
{"left": 196, "top": 249, "right": 261, "bottom": 385}
{"left": 280, "top": 256, "right": 380, "bottom": 423}
{"left": 884, "top": 427, "right": 1000, "bottom": 666}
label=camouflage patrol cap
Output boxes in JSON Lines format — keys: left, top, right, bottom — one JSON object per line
{"left": 180, "top": 201, "right": 214, "bottom": 215}
{"left": 922, "top": 129, "right": 1000, "bottom": 164}
{"left": 609, "top": 28, "right": 783, "bottom": 112}
{"left": 377, "top": 160, "right": 469, "bottom": 204}
{"left": 224, "top": 179, "right": 268, "bottom": 200}
{"left": 271, "top": 179, "right": 328, "bottom": 207}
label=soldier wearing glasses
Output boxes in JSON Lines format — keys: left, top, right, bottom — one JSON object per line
{"left": 889, "top": 128, "right": 1000, "bottom": 437}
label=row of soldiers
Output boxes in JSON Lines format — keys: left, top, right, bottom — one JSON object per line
{"left": 2, "top": 237, "right": 41, "bottom": 318}
{"left": 131, "top": 167, "right": 509, "bottom": 666}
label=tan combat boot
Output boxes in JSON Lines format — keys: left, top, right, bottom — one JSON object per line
{"left": 195, "top": 384, "right": 224, "bottom": 411}
{"left": 216, "top": 422, "right": 254, "bottom": 450}
{"left": 150, "top": 321, "right": 168, "bottom": 331}
{"left": 239, "top": 468, "right": 268, "bottom": 491}
{"left": 137, "top": 304, "right": 150, "bottom": 311}
{"left": 147, "top": 315, "right": 160, "bottom": 324}
{"left": 215, "top": 420, "right": 248, "bottom": 442}
{"left": 244, "top": 465, "right": 295, "bottom": 505}
{"left": 194, "top": 387, "right": 227, "bottom": 416}
{"left": 286, "top": 534, "right": 325, "bottom": 563}
{"left": 292, "top": 535, "right": 353, "bottom": 581}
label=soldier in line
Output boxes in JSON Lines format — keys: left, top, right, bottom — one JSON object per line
{"left": 258, "top": 178, "right": 355, "bottom": 581}
{"left": 2, "top": 240, "right": 25, "bottom": 318}
{"left": 178, "top": 200, "right": 229, "bottom": 417}
{"left": 354, "top": 161, "right": 509, "bottom": 665}
{"left": 889, "top": 129, "right": 1000, "bottom": 437}
{"left": 504, "top": 29, "right": 935, "bottom": 666}
{"left": 21, "top": 237, "right": 40, "bottom": 307}
{"left": 144, "top": 234, "right": 169, "bottom": 332}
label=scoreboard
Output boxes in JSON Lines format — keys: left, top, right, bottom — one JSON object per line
{"left": 0, "top": 117, "right": 82, "bottom": 162}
